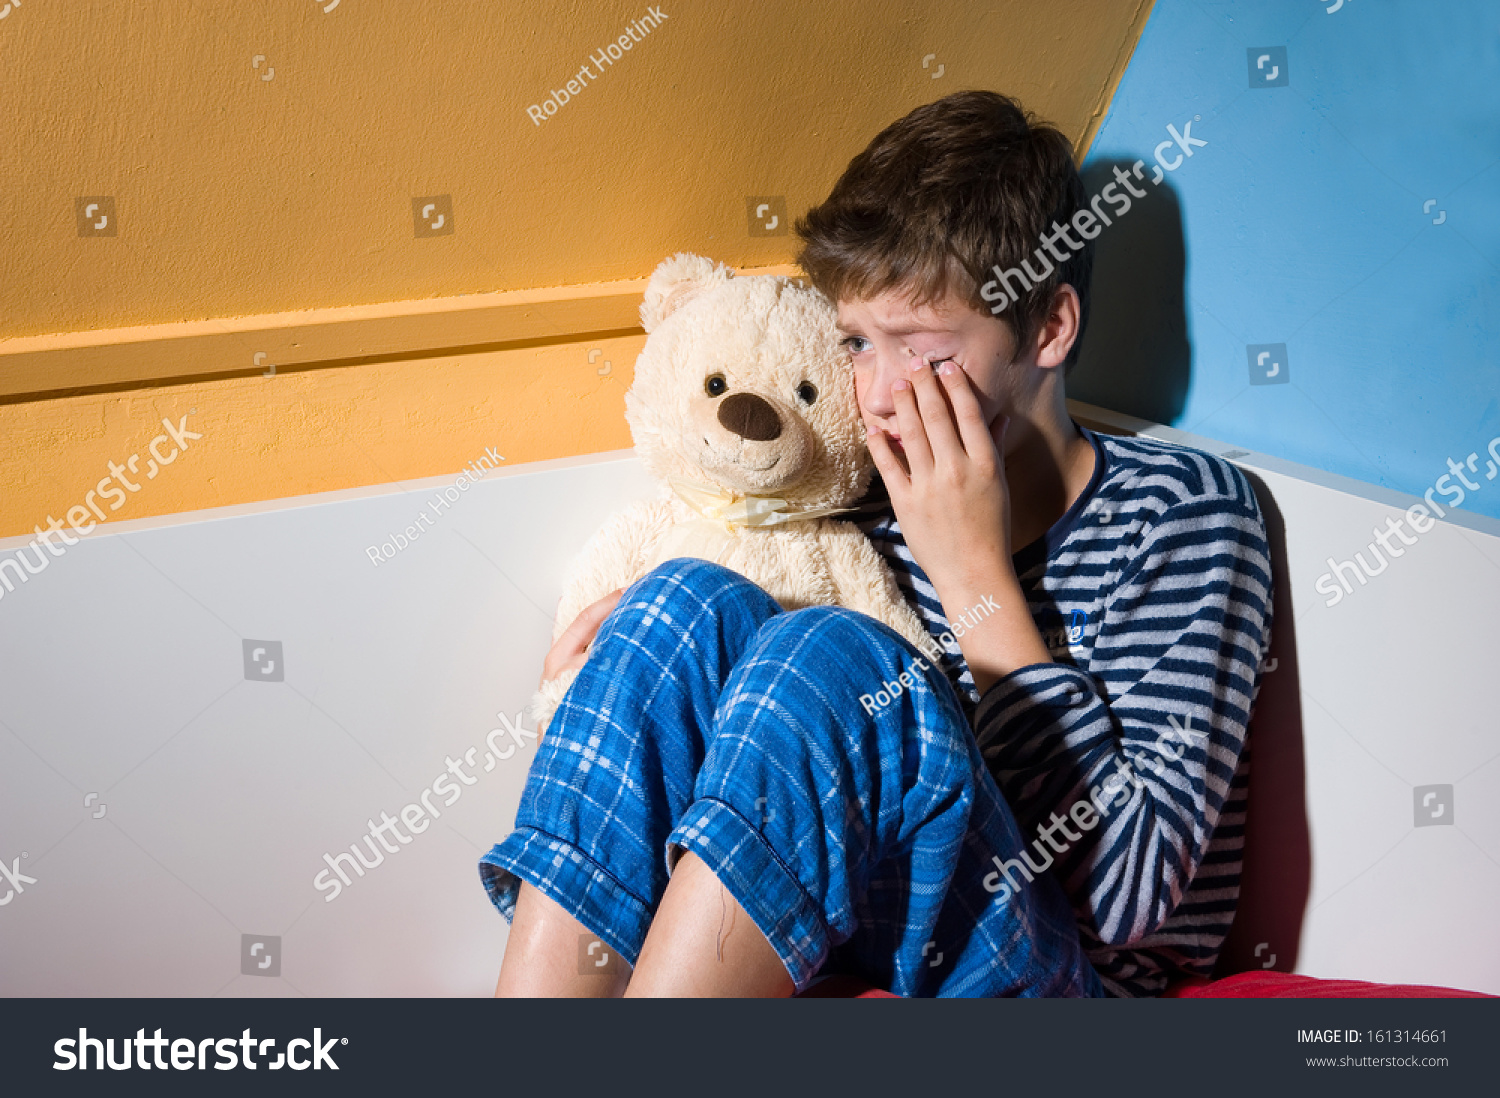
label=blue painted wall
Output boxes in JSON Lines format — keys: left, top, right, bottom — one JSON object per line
{"left": 1074, "top": 0, "right": 1500, "bottom": 520}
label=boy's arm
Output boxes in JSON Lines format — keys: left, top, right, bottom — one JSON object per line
{"left": 928, "top": 569, "right": 1052, "bottom": 696}
{"left": 974, "top": 483, "right": 1273, "bottom": 947}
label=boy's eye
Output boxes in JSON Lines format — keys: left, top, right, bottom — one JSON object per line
{"left": 839, "top": 336, "right": 871, "bottom": 356}
{"left": 705, "top": 374, "right": 728, "bottom": 397}
{"left": 796, "top": 381, "right": 818, "bottom": 405}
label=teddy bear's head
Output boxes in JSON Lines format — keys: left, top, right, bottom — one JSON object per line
{"left": 624, "top": 252, "right": 873, "bottom": 509}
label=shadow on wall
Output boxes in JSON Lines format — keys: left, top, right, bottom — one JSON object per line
{"left": 1215, "top": 474, "right": 1313, "bottom": 979}
{"left": 1070, "top": 160, "right": 1191, "bottom": 427}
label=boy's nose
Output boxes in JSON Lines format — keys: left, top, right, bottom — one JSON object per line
{"left": 861, "top": 352, "right": 908, "bottom": 418}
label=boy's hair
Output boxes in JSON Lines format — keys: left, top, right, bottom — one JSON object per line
{"left": 794, "top": 90, "right": 1092, "bottom": 371}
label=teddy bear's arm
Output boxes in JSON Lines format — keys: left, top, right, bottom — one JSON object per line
{"left": 815, "top": 521, "right": 942, "bottom": 662}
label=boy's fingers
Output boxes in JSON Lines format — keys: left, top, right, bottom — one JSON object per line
{"left": 567, "top": 588, "right": 623, "bottom": 646}
{"left": 909, "top": 354, "right": 963, "bottom": 461}
{"left": 939, "top": 365, "right": 996, "bottom": 466}
{"left": 546, "top": 587, "right": 626, "bottom": 681}
{"left": 591, "top": 587, "right": 626, "bottom": 622}
{"left": 891, "top": 373, "right": 934, "bottom": 475}
{"left": 866, "top": 425, "right": 911, "bottom": 498}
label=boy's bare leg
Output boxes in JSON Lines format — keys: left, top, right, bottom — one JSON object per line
{"left": 624, "top": 851, "right": 795, "bottom": 997}
{"left": 494, "top": 881, "right": 631, "bottom": 997}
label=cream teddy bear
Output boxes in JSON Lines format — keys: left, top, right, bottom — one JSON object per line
{"left": 528, "top": 252, "right": 940, "bottom": 734}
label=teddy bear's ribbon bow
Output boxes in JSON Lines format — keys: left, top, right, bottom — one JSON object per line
{"left": 649, "top": 475, "right": 855, "bottom": 567}
{"left": 666, "top": 475, "right": 854, "bottom": 529}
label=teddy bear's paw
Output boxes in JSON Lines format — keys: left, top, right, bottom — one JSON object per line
{"left": 525, "top": 691, "right": 556, "bottom": 738}
{"left": 527, "top": 666, "right": 581, "bottom": 737}
{"left": 888, "top": 610, "right": 945, "bottom": 666}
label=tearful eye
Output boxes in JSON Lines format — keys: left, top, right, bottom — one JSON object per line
{"left": 796, "top": 381, "right": 818, "bottom": 405}
{"left": 705, "top": 374, "right": 728, "bottom": 397}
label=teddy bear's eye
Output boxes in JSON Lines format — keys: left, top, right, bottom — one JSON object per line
{"left": 705, "top": 374, "right": 728, "bottom": 397}
{"left": 796, "top": 381, "right": 818, "bottom": 405}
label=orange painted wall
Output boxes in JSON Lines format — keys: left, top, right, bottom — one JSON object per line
{"left": 0, "top": 0, "right": 1152, "bottom": 539}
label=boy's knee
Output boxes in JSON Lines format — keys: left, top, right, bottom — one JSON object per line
{"left": 617, "top": 558, "right": 781, "bottom": 636}
{"left": 749, "top": 606, "right": 934, "bottom": 715}
{"left": 756, "top": 604, "right": 900, "bottom": 656}
{"left": 634, "top": 557, "right": 758, "bottom": 599}
{"left": 755, "top": 605, "right": 968, "bottom": 739}
{"left": 717, "top": 605, "right": 974, "bottom": 816}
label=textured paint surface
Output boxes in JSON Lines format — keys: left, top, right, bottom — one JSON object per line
{"left": 1074, "top": 0, "right": 1500, "bottom": 520}
{"left": 0, "top": 0, "right": 1152, "bottom": 536}
{"left": 1, "top": 339, "right": 642, "bottom": 538}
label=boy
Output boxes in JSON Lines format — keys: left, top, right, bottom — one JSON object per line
{"left": 481, "top": 90, "right": 1272, "bottom": 997}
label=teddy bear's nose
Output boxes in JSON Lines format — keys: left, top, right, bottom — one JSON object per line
{"left": 717, "top": 392, "right": 782, "bottom": 442}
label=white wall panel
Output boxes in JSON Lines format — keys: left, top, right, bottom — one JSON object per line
{"left": 2, "top": 408, "right": 1496, "bottom": 995}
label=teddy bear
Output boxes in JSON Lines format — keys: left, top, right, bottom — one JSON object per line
{"left": 528, "top": 252, "right": 941, "bottom": 735}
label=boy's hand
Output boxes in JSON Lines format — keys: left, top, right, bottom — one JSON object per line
{"left": 865, "top": 351, "right": 1013, "bottom": 599}
{"left": 540, "top": 587, "right": 626, "bottom": 691}
{"left": 865, "top": 352, "right": 1053, "bottom": 692}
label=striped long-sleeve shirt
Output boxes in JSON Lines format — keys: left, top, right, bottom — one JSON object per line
{"left": 846, "top": 424, "right": 1274, "bottom": 997}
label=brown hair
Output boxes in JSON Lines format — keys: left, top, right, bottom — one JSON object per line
{"left": 794, "top": 90, "right": 1092, "bottom": 370}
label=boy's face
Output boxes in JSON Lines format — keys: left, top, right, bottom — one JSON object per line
{"left": 835, "top": 287, "right": 1026, "bottom": 458}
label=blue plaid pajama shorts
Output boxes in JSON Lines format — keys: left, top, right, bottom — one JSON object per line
{"left": 478, "top": 557, "right": 1104, "bottom": 997}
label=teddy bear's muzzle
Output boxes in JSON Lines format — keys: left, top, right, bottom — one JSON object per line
{"left": 691, "top": 390, "right": 815, "bottom": 493}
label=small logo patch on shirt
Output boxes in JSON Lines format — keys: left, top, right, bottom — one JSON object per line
{"left": 1040, "top": 609, "right": 1089, "bottom": 653}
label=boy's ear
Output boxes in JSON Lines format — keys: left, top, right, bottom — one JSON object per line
{"left": 1034, "top": 284, "right": 1082, "bottom": 371}
{"left": 640, "top": 253, "right": 734, "bottom": 332}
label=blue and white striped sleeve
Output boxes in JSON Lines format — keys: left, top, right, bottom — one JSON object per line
{"left": 973, "top": 479, "right": 1273, "bottom": 946}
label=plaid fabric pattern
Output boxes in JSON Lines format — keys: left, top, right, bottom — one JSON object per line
{"left": 479, "top": 558, "right": 1103, "bottom": 997}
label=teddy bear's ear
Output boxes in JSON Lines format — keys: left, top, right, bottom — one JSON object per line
{"left": 640, "top": 253, "right": 733, "bottom": 333}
